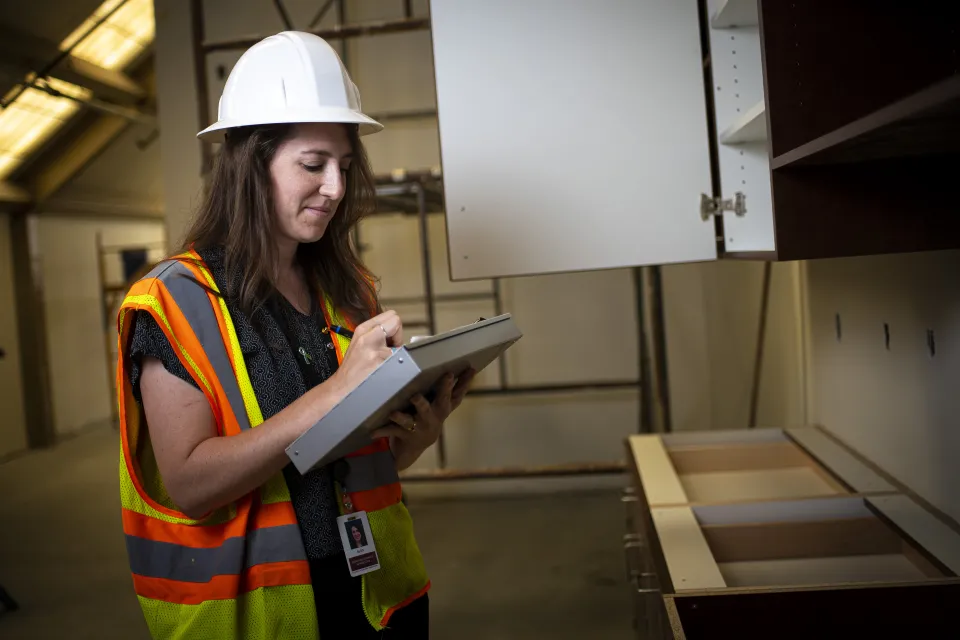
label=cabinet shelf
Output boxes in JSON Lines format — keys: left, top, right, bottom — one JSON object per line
{"left": 711, "top": 0, "right": 759, "bottom": 29}
{"left": 772, "top": 74, "right": 960, "bottom": 169}
{"left": 719, "top": 100, "right": 766, "bottom": 144}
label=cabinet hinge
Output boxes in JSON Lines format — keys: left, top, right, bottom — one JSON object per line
{"left": 700, "top": 192, "right": 746, "bottom": 221}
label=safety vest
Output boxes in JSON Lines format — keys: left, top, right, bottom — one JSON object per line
{"left": 117, "top": 251, "right": 429, "bottom": 639}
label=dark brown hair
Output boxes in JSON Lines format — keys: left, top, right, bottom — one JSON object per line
{"left": 180, "top": 123, "right": 378, "bottom": 323}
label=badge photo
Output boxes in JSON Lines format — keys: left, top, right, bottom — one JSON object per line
{"left": 337, "top": 511, "right": 381, "bottom": 577}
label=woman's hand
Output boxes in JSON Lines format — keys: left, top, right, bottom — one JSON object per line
{"left": 373, "top": 368, "right": 477, "bottom": 470}
{"left": 329, "top": 310, "right": 403, "bottom": 398}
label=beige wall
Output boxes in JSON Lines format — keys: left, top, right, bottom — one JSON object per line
{"left": 663, "top": 260, "right": 806, "bottom": 433}
{"left": 35, "top": 216, "right": 166, "bottom": 436}
{"left": 0, "top": 214, "right": 27, "bottom": 458}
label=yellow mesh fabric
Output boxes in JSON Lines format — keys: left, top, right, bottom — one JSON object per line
{"left": 136, "top": 433, "right": 178, "bottom": 511}
{"left": 138, "top": 585, "right": 318, "bottom": 640}
{"left": 260, "top": 472, "right": 293, "bottom": 505}
{"left": 322, "top": 293, "right": 353, "bottom": 361}
{"left": 363, "top": 501, "right": 429, "bottom": 629}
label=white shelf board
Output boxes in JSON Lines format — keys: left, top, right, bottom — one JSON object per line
{"left": 719, "top": 100, "right": 767, "bottom": 145}
{"left": 711, "top": 0, "right": 759, "bottom": 29}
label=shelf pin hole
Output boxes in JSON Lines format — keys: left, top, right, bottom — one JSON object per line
{"left": 835, "top": 313, "right": 842, "bottom": 342}
{"left": 884, "top": 323, "right": 890, "bottom": 350}
{"left": 927, "top": 329, "right": 936, "bottom": 358}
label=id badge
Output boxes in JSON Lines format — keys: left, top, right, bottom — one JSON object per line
{"left": 337, "top": 511, "right": 381, "bottom": 577}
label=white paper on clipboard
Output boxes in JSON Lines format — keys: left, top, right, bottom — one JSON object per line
{"left": 285, "top": 313, "right": 522, "bottom": 473}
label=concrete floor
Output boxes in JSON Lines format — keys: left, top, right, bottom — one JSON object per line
{"left": 0, "top": 425, "right": 633, "bottom": 639}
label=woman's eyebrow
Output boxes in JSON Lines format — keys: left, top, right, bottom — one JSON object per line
{"left": 300, "top": 149, "right": 354, "bottom": 161}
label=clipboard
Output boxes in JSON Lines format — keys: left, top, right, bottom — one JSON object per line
{"left": 286, "top": 313, "right": 523, "bottom": 473}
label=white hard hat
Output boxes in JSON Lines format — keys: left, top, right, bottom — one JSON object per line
{"left": 197, "top": 31, "right": 383, "bottom": 142}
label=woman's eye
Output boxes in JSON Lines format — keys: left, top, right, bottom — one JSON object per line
{"left": 341, "top": 166, "right": 350, "bottom": 174}
{"left": 302, "top": 164, "right": 323, "bottom": 172}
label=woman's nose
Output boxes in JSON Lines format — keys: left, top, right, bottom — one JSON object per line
{"left": 319, "top": 164, "right": 345, "bottom": 200}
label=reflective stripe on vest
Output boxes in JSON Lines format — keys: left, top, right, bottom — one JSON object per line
{"left": 127, "top": 524, "right": 305, "bottom": 582}
{"left": 118, "top": 253, "right": 429, "bottom": 637}
{"left": 142, "top": 259, "right": 252, "bottom": 431}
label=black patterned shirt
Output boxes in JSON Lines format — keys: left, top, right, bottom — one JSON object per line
{"left": 127, "top": 246, "right": 343, "bottom": 559}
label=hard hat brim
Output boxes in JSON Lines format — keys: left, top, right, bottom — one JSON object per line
{"left": 196, "top": 106, "right": 383, "bottom": 142}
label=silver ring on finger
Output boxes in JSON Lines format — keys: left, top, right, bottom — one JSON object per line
{"left": 379, "top": 324, "right": 387, "bottom": 337}
{"left": 403, "top": 419, "right": 417, "bottom": 433}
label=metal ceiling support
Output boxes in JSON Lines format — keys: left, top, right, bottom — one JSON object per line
{"left": 0, "top": 0, "right": 134, "bottom": 110}
{"left": 28, "top": 78, "right": 155, "bottom": 125}
{"left": 309, "top": 0, "right": 337, "bottom": 28}
{"left": 203, "top": 17, "right": 430, "bottom": 52}
{"left": 273, "top": 0, "right": 295, "bottom": 29}
{"left": 59, "top": 56, "right": 148, "bottom": 102}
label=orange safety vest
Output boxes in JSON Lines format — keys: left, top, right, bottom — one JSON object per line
{"left": 117, "top": 251, "right": 429, "bottom": 639}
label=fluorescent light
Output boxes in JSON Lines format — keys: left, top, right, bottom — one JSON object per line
{"left": 0, "top": 0, "right": 155, "bottom": 179}
{"left": 0, "top": 80, "right": 92, "bottom": 180}
{"left": 60, "top": 0, "right": 155, "bottom": 71}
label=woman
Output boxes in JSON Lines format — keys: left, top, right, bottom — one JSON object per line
{"left": 117, "top": 31, "right": 474, "bottom": 639}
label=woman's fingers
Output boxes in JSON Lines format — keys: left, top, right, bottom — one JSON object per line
{"left": 410, "top": 394, "right": 432, "bottom": 418}
{"left": 389, "top": 411, "right": 417, "bottom": 430}
{"left": 372, "top": 424, "right": 410, "bottom": 441}
{"left": 452, "top": 368, "right": 476, "bottom": 393}
{"left": 355, "top": 310, "right": 403, "bottom": 347}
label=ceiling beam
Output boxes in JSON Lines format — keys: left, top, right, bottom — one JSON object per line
{"left": 0, "top": 24, "right": 146, "bottom": 104}
{"left": 31, "top": 115, "right": 129, "bottom": 203}
{"left": 0, "top": 181, "right": 31, "bottom": 210}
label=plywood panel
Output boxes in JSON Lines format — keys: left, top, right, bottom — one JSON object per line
{"left": 628, "top": 436, "right": 687, "bottom": 506}
{"left": 651, "top": 506, "right": 727, "bottom": 592}
{"left": 868, "top": 495, "right": 960, "bottom": 575}
{"left": 787, "top": 427, "right": 895, "bottom": 494}
{"left": 661, "top": 428, "right": 786, "bottom": 448}
{"left": 718, "top": 554, "right": 929, "bottom": 588}
{"left": 681, "top": 468, "right": 839, "bottom": 504}
{"left": 693, "top": 496, "right": 871, "bottom": 526}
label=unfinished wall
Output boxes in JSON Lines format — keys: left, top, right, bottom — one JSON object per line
{"left": 35, "top": 216, "right": 166, "bottom": 436}
{"left": 0, "top": 213, "right": 27, "bottom": 458}
{"left": 805, "top": 250, "right": 960, "bottom": 524}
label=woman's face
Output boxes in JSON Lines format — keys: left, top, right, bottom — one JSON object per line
{"left": 351, "top": 526, "right": 362, "bottom": 542}
{"left": 269, "top": 122, "right": 353, "bottom": 248}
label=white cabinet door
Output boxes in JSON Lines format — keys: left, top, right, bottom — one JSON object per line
{"left": 430, "top": 0, "right": 716, "bottom": 280}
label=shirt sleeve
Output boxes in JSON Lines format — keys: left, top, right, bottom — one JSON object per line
{"left": 128, "top": 310, "right": 201, "bottom": 403}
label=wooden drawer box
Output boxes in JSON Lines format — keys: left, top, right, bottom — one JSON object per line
{"left": 621, "top": 428, "right": 960, "bottom": 638}
{"left": 628, "top": 427, "right": 894, "bottom": 508}
{"left": 653, "top": 496, "right": 958, "bottom": 593}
